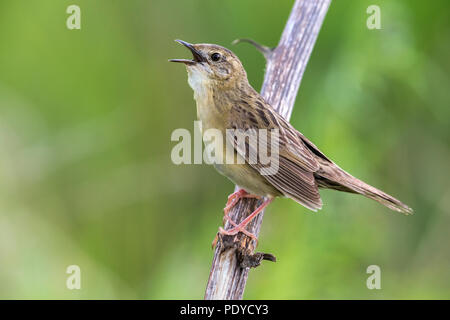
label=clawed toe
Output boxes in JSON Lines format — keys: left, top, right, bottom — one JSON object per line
{"left": 211, "top": 226, "right": 259, "bottom": 248}
{"left": 219, "top": 226, "right": 258, "bottom": 244}
{"left": 212, "top": 190, "right": 268, "bottom": 248}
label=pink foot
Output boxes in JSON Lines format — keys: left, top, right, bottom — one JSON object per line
{"left": 212, "top": 189, "right": 262, "bottom": 248}
{"left": 212, "top": 196, "right": 273, "bottom": 248}
{"left": 223, "top": 189, "right": 261, "bottom": 226}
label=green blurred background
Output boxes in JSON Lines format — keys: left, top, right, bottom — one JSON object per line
{"left": 0, "top": 0, "right": 449, "bottom": 299}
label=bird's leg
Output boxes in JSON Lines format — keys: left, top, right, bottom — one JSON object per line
{"left": 211, "top": 189, "right": 261, "bottom": 248}
{"left": 223, "top": 189, "right": 260, "bottom": 226}
{"left": 218, "top": 198, "right": 273, "bottom": 244}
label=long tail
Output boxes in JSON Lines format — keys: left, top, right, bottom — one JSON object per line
{"left": 315, "top": 162, "right": 413, "bottom": 214}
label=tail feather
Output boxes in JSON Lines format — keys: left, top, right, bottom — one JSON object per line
{"left": 315, "top": 163, "right": 413, "bottom": 215}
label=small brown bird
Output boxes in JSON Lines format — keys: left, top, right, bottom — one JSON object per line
{"left": 170, "top": 40, "right": 412, "bottom": 242}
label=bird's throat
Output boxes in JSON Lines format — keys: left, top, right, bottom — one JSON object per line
{"left": 187, "top": 67, "right": 211, "bottom": 102}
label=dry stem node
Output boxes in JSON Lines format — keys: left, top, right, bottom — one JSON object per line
{"left": 217, "top": 233, "right": 277, "bottom": 269}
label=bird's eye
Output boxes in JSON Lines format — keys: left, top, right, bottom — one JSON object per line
{"left": 210, "top": 52, "right": 221, "bottom": 62}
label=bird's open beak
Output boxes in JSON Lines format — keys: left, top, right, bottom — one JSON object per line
{"left": 169, "top": 39, "right": 205, "bottom": 65}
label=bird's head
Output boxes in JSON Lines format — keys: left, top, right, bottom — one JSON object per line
{"left": 170, "top": 40, "right": 248, "bottom": 92}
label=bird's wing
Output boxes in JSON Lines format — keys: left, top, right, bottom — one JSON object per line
{"left": 226, "top": 100, "right": 323, "bottom": 211}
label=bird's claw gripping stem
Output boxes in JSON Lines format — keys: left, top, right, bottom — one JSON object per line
{"left": 212, "top": 190, "right": 273, "bottom": 248}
